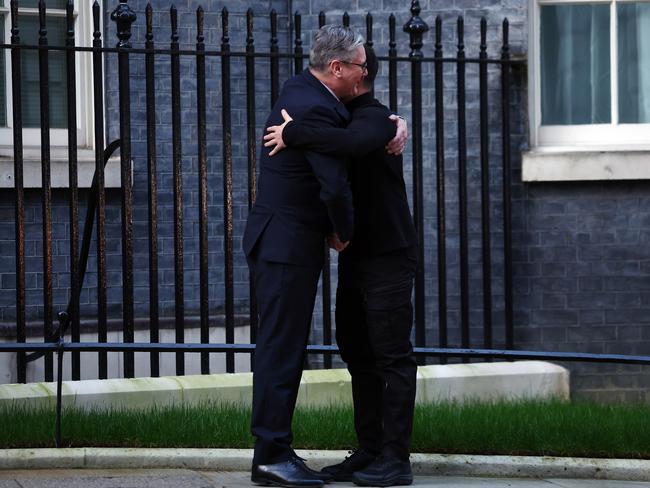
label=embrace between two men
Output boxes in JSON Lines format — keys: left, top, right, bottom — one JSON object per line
{"left": 243, "top": 24, "right": 418, "bottom": 488}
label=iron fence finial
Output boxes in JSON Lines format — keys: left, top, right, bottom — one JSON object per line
{"left": 111, "top": 0, "right": 136, "bottom": 48}
{"left": 145, "top": 3, "right": 153, "bottom": 41}
{"left": 403, "top": 0, "right": 429, "bottom": 57}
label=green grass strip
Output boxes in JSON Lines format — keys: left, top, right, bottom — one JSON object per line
{"left": 2, "top": 399, "right": 650, "bottom": 458}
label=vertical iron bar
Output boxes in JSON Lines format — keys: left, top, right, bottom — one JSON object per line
{"left": 170, "top": 6, "right": 185, "bottom": 375}
{"left": 55, "top": 312, "right": 64, "bottom": 447}
{"left": 366, "top": 13, "right": 373, "bottom": 48}
{"left": 322, "top": 248, "right": 332, "bottom": 369}
{"left": 456, "top": 17, "right": 468, "bottom": 363}
{"left": 404, "top": 2, "right": 428, "bottom": 362}
{"left": 270, "top": 10, "right": 279, "bottom": 107}
{"left": 197, "top": 7, "right": 210, "bottom": 374}
{"left": 245, "top": 8, "right": 258, "bottom": 367}
{"left": 145, "top": 3, "right": 159, "bottom": 377}
{"left": 92, "top": 1, "right": 107, "bottom": 379}
{"left": 55, "top": 343, "right": 63, "bottom": 446}
{"left": 222, "top": 8, "right": 235, "bottom": 373}
{"left": 501, "top": 19, "right": 514, "bottom": 349}
{"left": 317, "top": 8, "right": 332, "bottom": 363}
{"left": 111, "top": 0, "right": 136, "bottom": 379}
{"left": 388, "top": 14, "right": 397, "bottom": 113}
{"left": 434, "top": 16, "right": 448, "bottom": 361}
{"left": 479, "top": 18, "right": 493, "bottom": 349}
{"left": 65, "top": 0, "right": 80, "bottom": 381}
{"left": 342, "top": 11, "right": 349, "bottom": 27}
{"left": 10, "top": 0, "right": 26, "bottom": 383}
{"left": 293, "top": 11, "right": 302, "bottom": 75}
{"left": 38, "top": 0, "right": 54, "bottom": 382}
{"left": 366, "top": 13, "right": 374, "bottom": 98}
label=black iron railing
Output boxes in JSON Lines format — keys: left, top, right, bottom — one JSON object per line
{"left": 3, "top": 0, "right": 521, "bottom": 382}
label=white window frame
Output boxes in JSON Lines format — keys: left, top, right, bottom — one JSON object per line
{"left": 0, "top": 0, "right": 121, "bottom": 188}
{"left": 0, "top": 0, "right": 96, "bottom": 148}
{"left": 529, "top": 0, "right": 650, "bottom": 150}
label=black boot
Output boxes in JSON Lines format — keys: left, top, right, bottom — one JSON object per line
{"left": 351, "top": 456, "right": 413, "bottom": 487}
{"left": 320, "top": 449, "right": 377, "bottom": 482}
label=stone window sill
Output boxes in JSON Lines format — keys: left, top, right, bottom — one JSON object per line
{"left": 0, "top": 147, "right": 122, "bottom": 189}
{"left": 522, "top": 148, "right": 650, "bottom": 182}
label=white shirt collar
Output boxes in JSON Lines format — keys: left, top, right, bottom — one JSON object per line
{"left": 319, "top": 79, "right": 340, "bottom": 102}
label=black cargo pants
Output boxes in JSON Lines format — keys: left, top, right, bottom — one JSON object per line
{"left": 335, "top": 246, "right": 417, "bottom": 461}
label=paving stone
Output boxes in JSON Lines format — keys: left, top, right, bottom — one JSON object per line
{"left": 410, "top": 477, "right": 555, "bottom": 487}
{"left": 547, "top": 480, "right": 650, "bottom": 488}
{"left": 0, "top": 469, "right": 215, "bottom": 488}
{"left": 0, "top": 481, "right": 21, "bottom": 488}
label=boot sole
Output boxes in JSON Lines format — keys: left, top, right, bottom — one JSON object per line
{"left": 351, "top": 474, "right": 413, "bottom": 487}
{"left": 251, "top": 476, "right": 324, "bottom": 488}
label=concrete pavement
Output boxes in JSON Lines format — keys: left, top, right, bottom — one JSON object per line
{"left": 2, "top": 470, "right": 650, "bottom": 488}
{"left": 4, "top": 449, "right": 650, "bottom": 481}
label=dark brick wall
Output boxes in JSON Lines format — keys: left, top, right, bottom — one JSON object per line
{"left": 514, "top": 182, "right": 650, "bottom": 402}
{"left": 1, "top": 0, "right": 649, "bottom": 401}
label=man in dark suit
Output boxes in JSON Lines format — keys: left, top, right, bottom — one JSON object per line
{"left": 243, "top": 25, "right": 369, "bottom": 488}
{"left": 264, "top": 45, "right": 418, "bottom": 487}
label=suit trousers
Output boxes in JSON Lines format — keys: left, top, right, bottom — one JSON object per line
{"left": 247, "top": 249, "right": 322, "bottom": 465}
{"left": 335, "top": 247, "right": 417, "bottom": 461}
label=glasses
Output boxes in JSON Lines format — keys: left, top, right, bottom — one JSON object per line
{"left": 340, "top": 60, "right": 368, "bottom": 72}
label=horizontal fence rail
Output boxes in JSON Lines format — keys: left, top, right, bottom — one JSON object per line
{"left": 6, "top": 342, "right": 650, "bottom": 366}
{"left": 1, "top": 0, "right": 645, "bottom": 446}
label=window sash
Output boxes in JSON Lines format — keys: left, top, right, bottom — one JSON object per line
{"left": 18, "top": 13, "right": 69, "bottom": 128}
{"left": 0, "top": 0, "right": 96, "bottom": 148}
{"left": 617, "top": 2, "right": 650, "bottom": 123}
{"left": 531, "top": 0, "right": 650, "bottom": 147}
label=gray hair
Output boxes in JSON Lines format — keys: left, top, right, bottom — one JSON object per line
{"left": 309, "top": 25, "right": 365, "bottom": 72}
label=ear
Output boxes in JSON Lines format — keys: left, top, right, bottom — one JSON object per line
{"left": 329, "top": 59, "right": 344, "bottom": 78}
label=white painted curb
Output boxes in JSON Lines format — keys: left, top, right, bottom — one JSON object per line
{"left": 1, "top": 448, "right": 649, "bottom": 481}
{"left": 0, "top": 361, "right": 569, "bottom": 410}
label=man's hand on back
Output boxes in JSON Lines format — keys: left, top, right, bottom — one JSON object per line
{"left": 386, "top": 115, "right": 407, "bottom": 155}
{"left": 264, "top": 109, "right": 294, "bottom": 156}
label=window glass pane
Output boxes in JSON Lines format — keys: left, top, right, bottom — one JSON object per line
{"left": 540, "top": 4, "right": 611, "bottom": 125}
{"left": 19, "top": 14, "right": 67, "bottom": 128}
{"left": 19, "top": 0, "right": 67, "bottom": 9}
{"left": 0, "top": 16, "right": 6, "bottom": 127}
{"left": 618, "top": 2, "right": 650, "bottom": 123}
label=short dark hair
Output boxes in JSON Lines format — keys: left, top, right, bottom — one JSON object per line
{"left": 363, "top": 44, "right": 379, "bottom": 88}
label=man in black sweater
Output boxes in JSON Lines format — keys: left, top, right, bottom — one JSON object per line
{"left": 264, "top": 45, "right": 418, "bottom": 487}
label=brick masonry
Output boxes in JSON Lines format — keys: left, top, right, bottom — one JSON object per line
{"left": 0, "top": 0, "right": 649, "bottom": 401}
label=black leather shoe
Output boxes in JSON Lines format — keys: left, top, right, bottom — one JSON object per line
{"left": 252, "top": 458, "right": 325, "bottom": 487}
{"left": 321, "top": 448, "right": 377, "bottom": 482}
{"left": 293, "top": 456, "right": 333, "bottom": 483}
{"left": 351, "top": 456, "right": 413, "bottom": 487}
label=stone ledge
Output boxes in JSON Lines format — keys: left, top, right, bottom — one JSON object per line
{"left": 522, "top": 149, "right": 650, "bottom": 182}
{"left": 0, "top": 360, "right": 569, "bottom": 410}
{"left": 0, "top": 151, "right": 122, "bottom": 188}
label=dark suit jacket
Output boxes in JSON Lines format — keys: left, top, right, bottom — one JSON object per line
{"left": 243, "top": 69, "right": 354, "bottom": 267}
{"left": 282, "top": 92, "right": 417, "bottom": 258}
